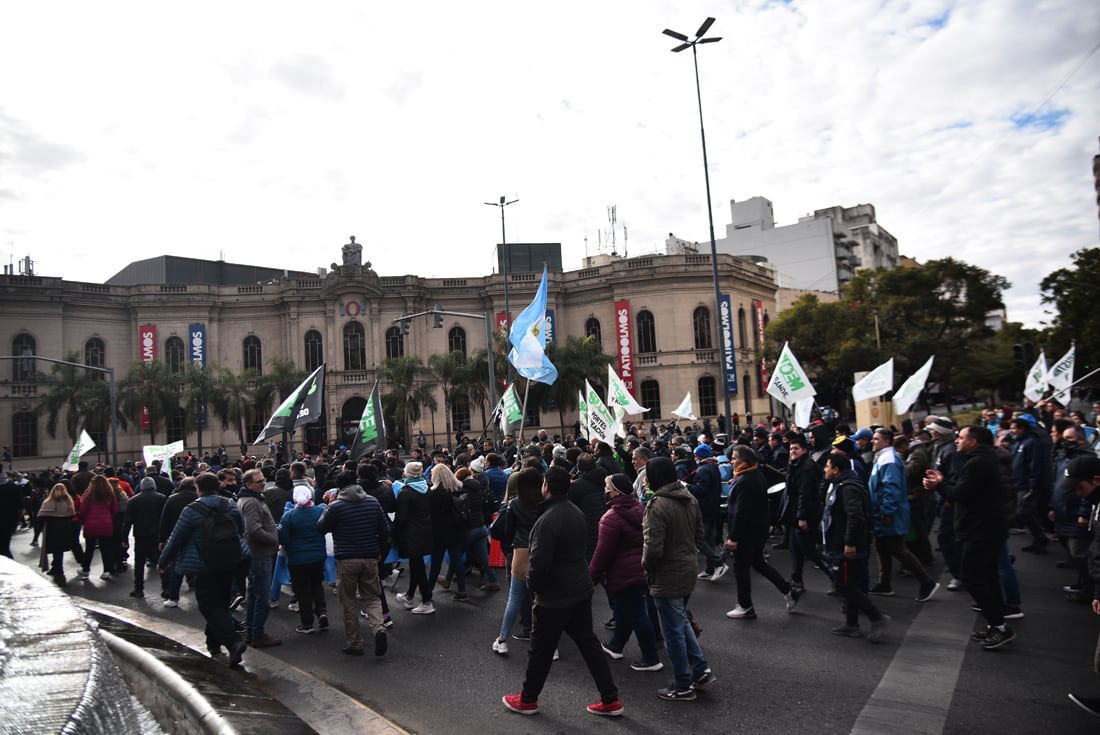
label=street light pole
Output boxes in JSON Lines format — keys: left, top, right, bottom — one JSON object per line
{"left": 663, "top": 17, "right": 733, "bottom": 430}
{"left": 485, "top": 195, "right": 518, "bottom": 381}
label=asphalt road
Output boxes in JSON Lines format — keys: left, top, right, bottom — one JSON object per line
{"left": 13, "top": 528, "right": 1100, "bottom": 735}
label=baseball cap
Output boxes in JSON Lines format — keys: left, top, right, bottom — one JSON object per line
{"left": 1061, "top": 456, "right": 1100, "bottom": 489}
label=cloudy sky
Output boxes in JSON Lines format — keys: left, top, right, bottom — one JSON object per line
{"left": 1, "top": 0, "right": 1097, "bottom": 327}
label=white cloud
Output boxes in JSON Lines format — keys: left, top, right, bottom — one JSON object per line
{"left": 0, "top": 0, "right": 1096, "bottom": 327}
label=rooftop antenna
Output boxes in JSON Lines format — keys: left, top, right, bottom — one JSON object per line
{"left": 607, "top": 205, "right": 617, "bottom": 254}
{"left": 623, "top": 223, "right": 629, "bottom": 258}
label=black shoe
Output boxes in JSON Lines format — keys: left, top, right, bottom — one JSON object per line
{"left": 692, "top": 669, "right": 717, "bottom": 689}
{"left": 512, "top": 630, "right": 532, "bottom": 641}
{"left": 228, "top": 640, "right": 247, "bottom": 668}
{"left": 1021, "top": 542, "right": 1048, "bottom": 554}
{"left": 230, "top": 594, "right": 245, "bottom": 611}
{"left": 374, "top": 630, "right": 388, "bottom": 657}
{"left": 129, "top": 589, "right": 143, "bottom": 598}
{"left": 1069, "top": 693, "right": 1100, "bottom": 718}
{"left": 342, "top": 645, "right": 365, "bottom": 657}
{"left": 161, "top": 590, "right": 170, "bottom": 600}
{"left": 657, "top": 686, "right": 697, "bottom": 701}
{"left": 772, "top": 542, "right": 790, "bottom": 550}
{"left": 980, "top": 626, "right": 1016, "bottom": 650}
{"left": 869, "top": 583, "right": 895, "bottom": 596}
{"left": 603, "top": 617, "right": 616, "bottom": 630}
{"left": 1056, "top": 560, "right": 1073, "bottom": 569}
{"left": 318, "top": 614, "right": 329, "bottom": 630}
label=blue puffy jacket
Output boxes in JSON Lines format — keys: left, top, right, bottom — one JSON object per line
{"left": 159, "top": 495, "right": 251, "bottom": 575}
{"left": 868, "top": 448, "right": 910, "bottom": 537}
{"left": 277, "top": 503, "right": 328, "bottom": 565}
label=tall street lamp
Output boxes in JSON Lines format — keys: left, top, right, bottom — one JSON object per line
{"left": 663, "top": 17, "right": 733, "bottom": 430}
{"left": 486, "top": 195, "right": 518, "bottom": 380}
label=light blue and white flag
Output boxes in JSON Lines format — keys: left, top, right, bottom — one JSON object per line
{"left": 508, "top": 267, "right": 558, "bottom": 385}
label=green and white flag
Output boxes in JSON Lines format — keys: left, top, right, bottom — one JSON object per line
{"left": 852, "top": 358, "right": 894, "bottom": 403}
{"left": 766, "top": 342, "right": 816, "bottom": 408}
{"left": 62, "top": 430, "right": 96, "bottom": 472}
{"left": 607, "top": 364, "right": 648, "bottom": 416}
{"left": 498, "top": 383, "right": 524, "bottom": 436}
{"left": 671, "top": 392, "right": 697, "bottom": 421}
{"left": 578, "top": 390, "right": 589, "bottom": 438}
{"left": 253, "top": 364, "right": 326, "bottom": 444}
{"left": 349, "top": 381, "right": 385, "bottom": 461}
{"left": 585, "top": 380, "right": 616, "bottom": 446}
{"left": 892, "top": 355, "right": 935, "bottom": 416}
{"left": 143, "top": 440, "right": 184, "bottom": 476}
{"left": 1047, "top": 345, "right": 1074, "bottom": 401}
{"left": 1023, "top": 350, "right": 1048, "bottom": 403}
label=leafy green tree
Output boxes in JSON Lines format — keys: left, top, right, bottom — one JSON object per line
{"left": 36, "top": 352, "right": 126, "bottom": 461}
{"left": 1040, "top": 247, "right": 1100, "bottom": 379}
{"left": 765, "top": 257, "right": 1010, "bottom": 413}
{"left": 428, "top": 351, "right": 466, "bottom": 443}
{"left": 377, "top": 356, "right": 438, "bottom": 448}
{"left": 527, "top": 335, "right": 613, "bottom": 436}
{"left": 119, "top": 359, "right": 181, "bottom": 445}
{"left": 179, "top": 361, "right": 222, "bottom": 456}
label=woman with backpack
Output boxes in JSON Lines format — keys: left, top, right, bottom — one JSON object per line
{"left": 454, "top": 466, "right": 499, "bottom": 593}
{"left": 427, "top": 463, "right": 467, "bottom": 600}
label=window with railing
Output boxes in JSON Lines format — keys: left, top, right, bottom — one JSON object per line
{"left": 636, "top": 311, "right": 656, "bottom": 354}
{"left": 344, "top": 322, "right": 366, "bottom": 371}
{"left": 12, "top": 334, "right": 35, "bottom": 381}
{"left": 165, "top": 336, "right": 185, "bottom": 376}
{"left": 304, "top": 330, "right": 324, "bottom": 372}
{"left": 448, "top": 327, "right": 467, "bottom": 359}
{"left": 693, "top": 306, "right": 712, "bottom": 350}
{"left": 243, "top": 336, "right": 263, "bottom": 374}
{"left": 12, "top": 411, "right": 37, "bottom": 457}
{"left": 585, "top": 317, "right": 602, "bottom": 349}
{"left": 85, "top": 337, "right": 106, "bottom": 374}
{"left": 385, "top": 326, "right": 404, "bottom": 359}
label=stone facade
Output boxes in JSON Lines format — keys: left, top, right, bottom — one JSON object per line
{"left": 0, "top": 248, "right": 777, "bottom": 465}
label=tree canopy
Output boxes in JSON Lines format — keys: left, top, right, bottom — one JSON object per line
{"left": 1040, "top": 246, "right": 1100, "bottom": 377}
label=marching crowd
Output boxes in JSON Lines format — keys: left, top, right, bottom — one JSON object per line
{"left": 2, "top": 397, "right": 1100, "bottom": 718}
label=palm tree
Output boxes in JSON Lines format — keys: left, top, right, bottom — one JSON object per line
{"left": 119, "top": 359, "right": 181, "bottom": 445}
{"left": 538, "top": 335, "right": 612, "bottom": 437}
{"left": 207, "top": 366, "right": 260, "bottom": 455}
{"left": 179, "top": 361, "right": 222, "bottom": 456}
{"left": 36, "top": 351, "right": 126, "bottom": 460}
{"left": 461, "top": 347, "right": 494, "bottom": 435}
{"left": 428, "top": 351, "right": 466, "bottom": 443}
{"left": 377, "top": 356, "right": 437, "bottom": 449}
{"left": 256, "top": 356, "right": 306, "bottom": 455}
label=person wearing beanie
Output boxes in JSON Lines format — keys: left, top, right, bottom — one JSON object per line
{"left": 393, "top": 462, "right": 434, "bottom": 615}
{"left": 925, "top": 416, "right": 965, "bottom": 591}
{"left": 590, "top": 473, "right": 662, "bottom": 672}
{"left": 123, "top": 475, "right": 167, "bottom": 598}
{"left": 278, "top": 482, "right": 329, "bottom": 635}
{"left": 686, "top": 444, "right": 727, "bottom": 582}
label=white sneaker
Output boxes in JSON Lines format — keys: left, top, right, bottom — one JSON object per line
{"left": 163, "top": 599, "right": 178, "bottom": 608}
{"left": 725, "top": 605, "right": 756, "bottom": 619}
{"left": 288, "top": 601, "right": 300, "bottom": 613}
{"left": 947, "top": 578, "right": 964, "bottom": 591}
{"left": 269, "top": 600, "right": 279, "bottom": 608}
{"left": 411, "top": 602, "right": 435, "bottom": 615}
{"left": 709, "top": 563, "right": 729, "bottom": 582}
{"left": 553, "top": 649, "right": 560, "bottom": 660}
{"left": 696, "top": 570, "right": 711, "bottom": 579}
{"left": 492, "top": 637, "right": 509, "bottom": 655}
{"left": 99, "top": 572, "right": 112, "bottom": 580}
{"left": 395, "top": 592, "right": 416, "bottom": 609}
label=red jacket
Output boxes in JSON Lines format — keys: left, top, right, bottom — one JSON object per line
{"left": 80, "top": 495, "right": 117, "bottom": 537}
{"left": 589, "top": 494, "right": 646, "bottom": 593}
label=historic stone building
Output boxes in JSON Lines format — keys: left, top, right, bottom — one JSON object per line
{"left": 0, "top": 239, "right": 777, "bottom": 466}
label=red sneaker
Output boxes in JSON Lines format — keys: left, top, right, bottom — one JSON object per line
{"left": 502, "top": 693, "right": 539, "bottom": 715}
{"left": 587, "top": 699, "right": 624, "bottom": 717}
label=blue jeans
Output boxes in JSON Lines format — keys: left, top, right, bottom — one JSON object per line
{"left": 653, "top": 596, "right": 708, "bottom": 690}
{"left": 607, "top": 584, "right": 660, "bottom": 665}
{"left": 998, "top": 540, "right": 1021, "bottom": 607}
{"left": 246, "top": 553, "right": 275, "bottom": 638}
{"left": 499, "top": 576, "right": 527, "bottom": 640}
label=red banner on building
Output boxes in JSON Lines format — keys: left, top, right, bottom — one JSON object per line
{"left": 614, "top": 300, "right": 634, "bottom": 396}
{"left": 139, "top": 324, "right": 157, "bottom": 430}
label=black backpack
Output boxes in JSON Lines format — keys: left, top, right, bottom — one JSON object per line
{"left": 189, "top": 498, "right": 242, "bottom": 571}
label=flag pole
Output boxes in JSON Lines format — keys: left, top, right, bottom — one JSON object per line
{"left": 519, "top": 379, "right": 531, "bottom": 445}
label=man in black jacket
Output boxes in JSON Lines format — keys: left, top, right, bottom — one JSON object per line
{"left": 786, "top": 435, "right": 826, "bottom": 591}
{"left": 924, "top": 425, "right": 1013, "bottom": 650}
{"left": 822, "top": 454, "right": 888, "bottom": 641}
{"left": 1066, "top": 456, "right": 1100, "bottom": 718}
{"left": 503, "top": 465, "right": 622, "bottom": 718}
{"left": 125, "top": 476, "right": 167, "bottom": 598}
{"left": 567, "top": 454, "right": 608, "bottom": 561}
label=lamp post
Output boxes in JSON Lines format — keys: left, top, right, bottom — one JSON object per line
{"left": 485, "top": 195, "right": 518, "bottom": 380}
{"left": 663, "top": 17, "right": 733, "bottom": 429}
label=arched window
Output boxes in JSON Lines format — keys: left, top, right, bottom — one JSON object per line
{"left": 698, "top": 376, "right": 717, "bottom": 416}
{"left": 12, "top": 334, "right": 35, "bottom": 381}
{"left": 639, "top": 380, "right": 661, "bottom": 419}
{"left": 304, "top": 330, "right": 324, "bottom": 372}
{"left": 385, "top": 326, "right": 404, "bottom": 359}
{"left": 752, "top": 304, "right": 761, "bottom": 353}
{"left": 737, "top": 307, "right": 747, "bottom": 352}
{"left": 243, "top": 336, "right": 263, "bottom": 374}
{"left": 585, "top": 317, "right": 602, "bottom": 349}
{"left": 166, "top": 406, "right": 187, "bottom": 443}
{"left": 448, "top": 327, "right": 467, "bottom": 359}
{"left": 165, "top": 336, "right": 186, "bottom": 376}
{"left": 12, "top": 411, "right": 37, "bottom": 457}
{"left": 84, "top": 337, "right": 106, "bottom": 370}
{"left": 636, "top": 310, "right": 656, "bottom": 354}
{"left": 743, "top": 374, "right": 752, "bottom": 413}
{"left": 693, "top": 306, "right": 712, "bottom": 350}
{"left": 451, "top": 395, "right": 471, "bottom": 433}
{"left": 343, "top": 322, "right": 366, "bottom": 371}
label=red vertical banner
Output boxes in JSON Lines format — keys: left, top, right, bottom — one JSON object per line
{"left": 614, "top": 300, "right": 634, "bottom": 396}
{"left": 753, "top": 300, "right": 767, "bottom": 386}
{"left": 139, "top": 324, "right": 157, "bottom": 429}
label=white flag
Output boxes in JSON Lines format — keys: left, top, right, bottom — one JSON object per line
{"left": 766, "top": 342, "right": 816, "bottom": 408}
{"left": 892, "top": 355, "right": 935, "bottom": 416}
{"left": 1023, "top": 350, "right": 1048, "bottom": 403}
{"left": 671, "top": 392, "right": 697, "bottom": 421}
{"left": 1047, "top": 345, "right": 1074, "bottom": 392}
{"left": 607, "top": 364, "right": 648, "bottom": 415}
{"left": 578, "top": 390, "right": 589, "bottom": 438}
{"left": 794, "top": 396, "right": 816, "bottom": 428}
{"left": 852, "top": 358, "right": 894, "bottom": 403}
{"left": 585, "top": 380, "right": 617, "bottom": 446}
{"left": 143, "top": 440, "right": 185, "bottom": 476}
{"left": 62, "top": 430, "right": 96, "bottom": 472}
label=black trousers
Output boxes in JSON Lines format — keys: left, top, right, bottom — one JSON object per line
{"left": 829, "top": 555, "right": 883, "bottom": 626}
{"left": 131, "top": 535, "right": 161, "bottom": 591}
{"left": 193, "top": 569, "right": 241, "bottom": 652}
{"left": 733, "top": 539, "right": 791, "bottom": 609}
{"left": 522, "top": 594, "right": 619, "bottom": 705}
{"left": 289, "top": 560, "right": 327, "bottom": 626}
{"left": 961, "top": 539, "right": 1004, "bottom": 627}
